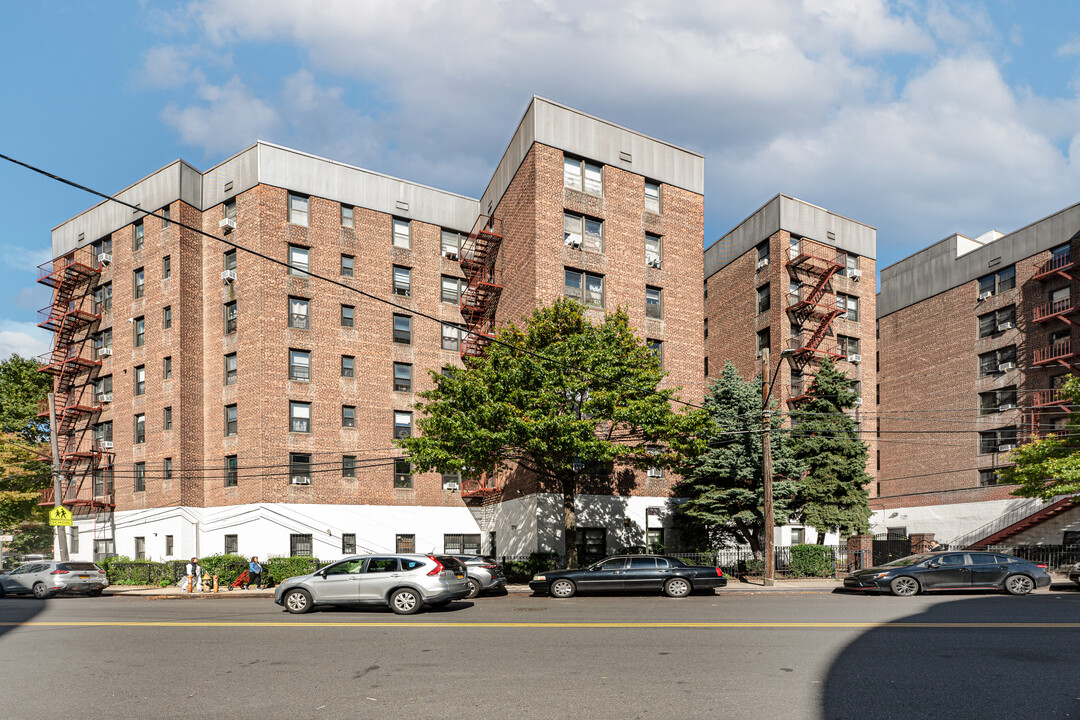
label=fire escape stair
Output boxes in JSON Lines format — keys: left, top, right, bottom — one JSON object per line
{"left": 458, "top": 216, "right": 504, "bottom": 362}
{"left": 966, "top": 497, "right": 1078, "bottom": 547}
{"left": 786, "top": 241, "right": 843, "bottom": 367}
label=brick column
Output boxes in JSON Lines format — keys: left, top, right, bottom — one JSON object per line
{"left": 909, "top": 533, "right": 935, "bottom": 554}
{"left": 847, "top": 535, "right": 873, "bottom": 571}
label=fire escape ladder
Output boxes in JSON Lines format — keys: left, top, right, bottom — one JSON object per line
{"left": 458, "top": 216, "right": 504, "bottom": 361}
{"left": 786, "top": 238, "right": 843, "bottom": 370}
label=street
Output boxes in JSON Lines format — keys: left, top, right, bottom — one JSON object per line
{"left": 2, "top": 587, "right": 1079, "bottom": 719}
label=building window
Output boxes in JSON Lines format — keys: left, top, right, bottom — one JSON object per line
{"left": 647, "top": 339, "right": 663, "bottom": 369}
{"left": 290, "top": 402, "right": 312, "bottom": 433}
{"left": 224, "top": 353, "right": 237, "bottom": 385}
{"left": 978, "top": 266, "right": 1016, "bottom": 298}
{"left": 93, "top": 421, "right": 113, "bottom": 446}
{"left": 224, "top": 301, "right": 237, "bottom": 334}
{"left": 343, "top": 455, "right": 357, "bottom": 478}
{"left": 93, "top": 283, "right": 112, "bottom": 314}
{"left": 564, "top": 269, "right": 604, "bottom": 308}
{"left": 837, "top": 294, "right": 859, "bottom": 322}
{"left": 394, "top": 458, "right": 413, "bottom": 488}
{"left": 225, "top": 456, "right": 238, "bottom": 487}
{"left": 563, "top": 156, "right": 603, "bottom": 196}
{"left": 133, "top": 316, "right": 145, "bottom": 347}
{"left": 290, "top": 453, "right": 311, "bottom": 485}
{"left": 288, "top": 245, "right": 310, "bottom": 276}
{"left": 341, "top": 204, "right": 354, "bottom": 228}
{"left": 645, "top": 233, "right": 662, "bottom": 268}
{"left": 342, "top": 405, "right": 356, "bottom": 428}
{"left": 979, "top": 427, "right": 1018, "bottom": 455}
{"left": 290, "top": 533, "right": 313, "bottom": 557}
{"left": 165, "top": 535, "right": 174, "bottom": 556}
{"left": 393, "top": 218, "right": 411, "bottom": 249}
{"left": 162, "top": 305, "right": 172, "bottom": 330}
{"left": 441, "top": 276, "right": 465, "bottom": 304}
{"left": 224, "top": 249, "right": 237, "bottom": 272}
{"left": 342, "top": 533, "right": 357, "bottom": 555}
{"left": 92, "top": 468, "right": 106, "bottom": 497}
{"left": 978, "top": 345, "right": 1017, "bottom": 376}
{"left": 341, "top": 305, "right": 355, "bottom": 328}
{"left": 442, "top": 323, "right": 463, "bottom": 351}
{"left": 838, "top": 252, "right": 859, "bottom": 278}
{"left": 980, "top": 387, "right": 1018, "bottom": 415}
{"left": 134, "top": 462, "right": 145, "bottom": 492}
{"left": 162, "top": 206, "right": 171, "bottom": 228}
{"left": 289, "top": 297, "right": 310, "bottom": 329}
{"left": 133, "top": 221, "right": 144, "bottom": 252}
{"left": 394, "top": 411, "right": 412, "bottom": 438}
{"left": 391, "top": 266, "right": 412, "bottom": 297}
{"left": 289, "top": 349, "right": 310, "bottom": 381}
{"left": 394, "top": 363, "right": 412, "bottom": 392}
{"left": 837, "top": 335, "right": 860, "bottom": 360}
{"left": 133, "top": 268, "right": 145, "bottom": 299}
{"left": 134, "top": 365, "right": 145, "bottom": 395}
{"left": 134, "top": 414, "right": 145, "bottom": 444}
{"left": 223, "top": 197, "right": 236, "bottom": 223}
{"left": 646, "top": 446, "right": 664, "bottom": 478}
{"left": 444, "top": 534, "right": 482, "bottom": 554}
{"left": 757, "top": 328, "right": 771, "bottom": 358}
{"left": 563, "top": 212, "right": 603, "bottom": 253}
{"left": 163, "top": 406, "right": 172, "bottom": 431}
{"left": 791, "top": 528, "right": 805, "bottom": 545}
{"left": 644, "top": 180, "right": 661, "bottom": 214}
{"left": 979, "top": 306, "right": 1017, "bottom": 337}
{"left": 645, "top": 286, "right": 662, "bottom": 320}
{"left": 223, "top": 534, "right": 238, "bottom": 555}
{"left": 341, "top": 254, "right": 354, "bottom": 277}
{"left": 441, "top": 230, "right": 462, "bottom": 259}
{"left": 341, "top": 355, "right": 355, "bottom": 378}
{"left": 442, "top": 472, "right": 461, "bottom": 490}
{"left": 757, "top": 284, "right": 771, "bottom": 314}
{"left": 979, "top": 469, "right": 1002, "bottom": 486}
{"left": 756, "top": 241, "right": 770, "bottom": 269}
{"left": 94, "top": 375, "right": 112, "bottom": 403}
{"left": 288, "top": 193, "right": 309, "bottom": 226}
{"left": 393, "top": 315, "right": 412, "bottom": 344}
{"left": 134, "top": 536, "right": 145, "bottom": 559}
{"left": 163, "top": 356, "right": 172, "bottom": 380}
{"left": 224, "top": 404, "right": 238, "bottom": 436}
{"left": 163, "top": 255, "right": 171, "bottom": 279}
{"left": 94, "top": 329, "right": 113, "bottom": 359}
{"left": 396, "top": 534, "right": 415, "bottom": 553}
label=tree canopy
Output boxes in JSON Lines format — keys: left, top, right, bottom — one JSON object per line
{"left": 0, "top": 354, "right": 51, "bottom": 443}
{"left": 999, "top": 377, "right": 1080, "bottom": 498}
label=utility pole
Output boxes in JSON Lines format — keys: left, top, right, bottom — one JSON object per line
{"left": 48, "top": 392, "right": 70, "bottom": 562}
{"left": 761, "top": 349, "right": 775, "bottom": 586}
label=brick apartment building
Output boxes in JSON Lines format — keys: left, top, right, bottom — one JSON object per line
{"left": 876, "top": 203, "right": 1080, "bottom": 546}
{"left": 40, "top": 97, "right": 705, "bottom": 562}
{"left": 704, "top": 194, "right": 878, "bottom": 545}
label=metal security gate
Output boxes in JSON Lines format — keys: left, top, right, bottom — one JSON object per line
{"left": 872, "top": 535, "right": 911, "bottom": 566}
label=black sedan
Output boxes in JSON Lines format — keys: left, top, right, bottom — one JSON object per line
{"left": 844, "top": 551, "right": 1052, "bottom": 596}
{"left": 529, "top": 555, "right": 727, "bottom": 598}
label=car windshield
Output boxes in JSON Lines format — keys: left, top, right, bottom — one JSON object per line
{"left": 882, "top": 554, "right": 934, "bottom": 567}
{"left": 59, "top": 563, "right": 100, "bottom": 572}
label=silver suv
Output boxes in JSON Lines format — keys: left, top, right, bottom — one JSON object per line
{"left": 453, "top": 555, "right": 507, "bottom": 598}
{"left": 0, "top": 561, "right": 109, "bottom": 599}
{"left": 274, "top": 554, "right": 469, "bottom": 615}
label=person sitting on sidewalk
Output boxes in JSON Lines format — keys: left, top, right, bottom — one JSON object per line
{"left": 246, "top": 556, "right": 263, "bottom": 590}
{"left": 185, "top": 557, "right": 202, "bottom": 593}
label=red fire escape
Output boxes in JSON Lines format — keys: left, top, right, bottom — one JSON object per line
{"left": 1029, "top": 248, "right": 1079, "bottom": 435}
{"left": 785, "top": 238, "right": 843, "bottom": 402}
{"left": 35, "top": 246, "right": 114, "bottom": 514}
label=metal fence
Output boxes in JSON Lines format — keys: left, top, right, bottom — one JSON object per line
{"left": 965, "top": 544, "right": 1080, "bottom": 570}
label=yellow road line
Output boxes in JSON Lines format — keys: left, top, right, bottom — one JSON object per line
{"left": 2, "top": 621, "right": 1079, "bottom": 629}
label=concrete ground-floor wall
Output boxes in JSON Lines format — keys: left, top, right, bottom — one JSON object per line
{"left": 869, "top": 497, "right": 1055, "bottom": 545}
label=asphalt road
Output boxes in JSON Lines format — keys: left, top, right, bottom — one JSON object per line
{"left": 2, "top": 587, "right": 1079, "bottom": 720}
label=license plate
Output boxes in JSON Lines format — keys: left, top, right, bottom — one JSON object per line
{"left": 79, "top": 575, "right": 89, "bottom": 579}
{"left": 456, "top": 573, "right": 464, "bottom": 579}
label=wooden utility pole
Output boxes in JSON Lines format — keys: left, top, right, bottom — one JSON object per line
{"left": 761, "top": 350, "right": 774, "bottom": 586}
{"left": 48, "top": 392, "right": 70, "bottom": 562}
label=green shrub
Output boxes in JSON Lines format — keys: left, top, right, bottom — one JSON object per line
{"left": 501, "top": 552, "right": 563, "bottom": 583}
{"left": 264, "top": 556, "right": 322, "bottom": 584}
{"left": 741, "top": 558, "right": 764, "bottom": 576}
{"left": 198, "top": 554, "right": 249, "bottom": 584}
{"left": 788, "top": 544, "right": 835, "bottom": 578}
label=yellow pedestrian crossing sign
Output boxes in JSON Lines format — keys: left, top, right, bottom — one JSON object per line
{"left": 49, "top": 506, "right": 73, "bottom": 526}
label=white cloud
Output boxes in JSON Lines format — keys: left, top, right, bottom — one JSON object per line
{"left": 0, "top": 320, "right": 51, "bottom": 362}
{"left": 2, "top": 244, "right": 51, "bottom": 272}
{"left": 161, "top": 75, "right": 281, "bottom": 156}
{"left": 1057, "top": 36, "right": 1080, "bottom": 57}
{"left": 136, "top": 45, "right": 207, "bottom": 88}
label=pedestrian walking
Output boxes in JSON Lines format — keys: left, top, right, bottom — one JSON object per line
{"left": 185, "top": 557, "right": 202, "bottom": 593}
{"left": 247, "top": 556, "right": 263, "bottom": 590}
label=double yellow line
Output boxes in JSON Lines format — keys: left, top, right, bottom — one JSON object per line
{"left": 3, "top": 621, "right": 1080, "bottom": 629}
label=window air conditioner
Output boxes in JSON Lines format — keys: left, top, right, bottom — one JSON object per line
{"left": 97, "top": 253, "right": 112, "bottom": 266}
{"left": 290, "top": 476, "right": 311, "bottom": 485}
{"left": 219, "top": 218, "right": 237, "bottom": 234}
{"left": 100, "top": 441, "right": 113, "bottom": 450}
{"left": 997, "top": 362, "right": 1016, "bottom": 372}
{"left": 221, "top": 270, "right": 237, "bottom": 282}
{"left": 442, "top": 481, "right": 460, "bottom": 491}
{"left": 997, "top": 443, "right": 1017, "bottom": 452}
{"left": 99, "top": 393, "right": 113, "bottom": 404}
{"left": 978, "top": 290, "right": 993, "bottom": 301}
{"left": 98, "top": 347, "right": 113, "bottom": 357}
{"left": 565, "top": 237, "right": 582, "bottom": 249}
{"left": 647, "top": 256, "right": 662, "bottom": 269}
{"left": 442, "top": 250, "right": 459, "bottom": 261}
{"left": 997, "top": 322, "right": 1014, "bottom": 331}
{"left": 756, "top": 258, "right": 769, "bottom": 270}
{"left": 848, "top": 354, "right": 862, "bottom": 364}
{"left": 848, "top": 268, "right": 863, "bottom": 280}
{"left": 853, "top": 397, "right": 863, "bottom": 406}
{"left": 647, "top": 467, "right": 663, "bottom": 478}
{"left": 394, "top": 288, "right": 411, "bottom": 297}
{"left": 998, "top": 403, "right": 1017, "bottom": 412}
{"left": 394, "top": 429, "right": 411, "bottom": 439}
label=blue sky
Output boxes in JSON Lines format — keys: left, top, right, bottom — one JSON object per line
{"left": 3, "top": 0, "right": 1080, "bottom": 359}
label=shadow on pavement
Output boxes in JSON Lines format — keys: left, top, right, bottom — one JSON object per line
{"left": 290, "top": 600, "right": 477, "bottom": 615}
{"left": 0, "top": 597, "right": 46, "bottom": 641}
{"left": 822, "top": 594, "right": 1080, "bottom": 719}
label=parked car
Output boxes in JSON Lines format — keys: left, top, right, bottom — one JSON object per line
{"left": 274, "top": 554, "right": 470, "bottom": 615}
{"left": 529, "top": 555, "right": 727, "bottom": 598}
{"left": 1069, "top": 562, "right": 1080, "bottom": 586}
{"left": 452, "top": 555, "right": 507, "bottom": 598}
{"left": 0, "top": 561, "right": 109, "bottom": 599}
{"left": 843, "top": 551, "right": 1052, "bottom": 596}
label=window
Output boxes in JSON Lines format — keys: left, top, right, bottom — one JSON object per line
{"left": 290, "top": 534, "right": 313, "bottom": 557}
{"left": 288, "top": 245, "right": 310, "bottom": 276}
{"left": 134, "top": 536, "right": 146, "bottom": 559}
{"left": 757, "top": 284, "right": 771, "bottom": 314}
{"left": 980, "top": 387, "right": 1017, "bottom": 415}
{"left": 165, "top": 535, "right": 174, "bottom": 556}
{"left": 341, "top": 355, "right": 355, "bottom": 378}
{"left": 133, "top": 221, "right": 144, "bottom": 252}
{"left": 224, "top": 301, "right": 237, "bottom": 334}
{"left": 564, "top": 269, "right": 604, "bottom": 308}
{"left": 645, "top": 286, "right": 662, "bottom": 320}
{"left": 441, "top": 276, "right": 464, "bottom": 304}
{"left": 391, "top": 266, "right": 412, "bottom": 297}
{"left": 163, "top": 458, "right": 173, "bottom": 480}
{"left": 444, "top": 534, "right": 482, "bottom": 554}
{"left": 563, "top": 156, "right": 603, "bottom": 196}
{"left": 163, "top": 356, "right": 172, "bottom": 380}
{"left": 163, "top": 407, "right": 172, "bottom": 431}
{"left": 134, "top": 462, "right": 146, "bottom": 492}
{"left": 394, "top": 411, "right": 412, "bottom": 438}
{"left": 394, "top": 363, "right": 412, "bottom": 392}
{"left": 644, "top": 180, "right": 661, "bottom": 214}
{"left": 223, "top": 534, "right": 238, "bottom": 555}
{"left": 979, "top": 427, "right": 1018, "bottom": 454}
{"left": 162, "top": 206, "right": 171, "bottom": 228}
{"left": 224, "top": 404, "right": 238, "bottom": 436}
{"left": 94, "top": 329, "right": 113, "bottom": 359}
{"left": 93, "top": 283, "right": 112, "bottom": 314}
{"left": 441, "top": 230, "right": 462, "bottom": 259}
{"left": 342, "top": 405, "right": 356, "bottom": 428}
{"left": 288, "top": 193, "right": 309, "bottom": 226}
{"left": 224, "top": 353, "right": 237, "bottom": 385}
{"left": 289, "top": 297, "right": 310, "bottom": 329}
{"left": 442, "top": 323, "right": 463, "bottom": 351}
{"left": 791, "top": 528, "right": 805, "bottom": 545}
{"left": 979, "top": 306, "right": 1016, "bottom": 337}
{"left": 289, "top": 349, "right": 310, "bottom": 381}
{"left": 341, "top": 305, "right": 355, "bottom": 328}
{"left": 162, "top": 305, "right": 172, "bottom": 329}
{"left": 978, "top": 266, "right": 1016, "bottom": 297}
{"left": 94, "top": 375, "right": 112, "bottom": 403}
{"left": 837, "top": 294, "right": 859, "bottom": 322}
{"left": 442, "top": 472, "right": 461, "bottom": 489}
{"left": 163, "top": 255, "right": 171, "bottom": 279}
{"left": 757, "top": 328, "right": 771, "bottom": 357}
{"left": 645, "top": 233, "right": 662, "bottom": 268}
{"left": 224, "top": 249, "right": 237, "bottom": 272}
{"left": 563, "top": 212, "right": 603, "bottom": 252}
{"left": 134, "top": 415, "right": 145, "bottom": 444}
{"left": 979, "top": 345, "right": 1017, "bottom": 376}
{"left": 394, "top": 458, "right": 413, "bottom": 488}
{"left": 341, "top": 254, "right": 354, "bottom": 277}
{"left": 133, "top": 268, "right": 145, "bottom": 299}
{"left": 647, "top": 339, "right": 663, "bottom": 369}
{"left": 343, "top": 455, "right": 357, "bottom": 478}
{"left": 225, "top": 456, "right": 238, "bottom": 487}
{"left": 756, "top": 241, "right": 770, "bottom": 268}
{"left": 290, "top": 402, "right": 311, "bottom": 433}
{"left": 837, "top": 335, "right": 860, "bottom": 360}
{"left": 342, "top": 533, "right": 357, "bottom": 555}
{"left": 646, "top": 446, "right": 663, "bottom": 478}
{"left": 393, "top": 315, "right": 412, "bottom": 344}
{"left": 393, "top": 218, "right": 411, "bottom": 249}
{"left": 133, "top": 316, "right": 145, "bottom": 347}
{"left": 396, "top": 534, "right": 415, "bottom": 553}
{"left": 341, "top": 204, "right": 354, "bottom": 228}
{"left": 839, "top": 252, "right": 859, "bottom": 278}
{"left": 93, "top": 421, "right": 113, "bottom": 446}
{"left": 979, "top": 469, "right": 1002, "bottom": 486}
{"left": 134, "top": 366, "right": 145, "bottom": 395}
{"left": 92, "top": 468, "right": 107, "bottom": 496}
{"left": 68, "top": 526, "right": 79, "bottom": 555}
{"left": 94, "top": 237, "right": 112, "bottom": 267}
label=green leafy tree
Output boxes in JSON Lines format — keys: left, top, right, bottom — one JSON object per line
{"left": 398, "top": 299, "right": 708, "bottom": 568}
{"left": 787, "top": 358, "right": 872, "bottom": 540}
{"left": 999, "top": 377, "right": 1080, "bottom": 498}
{"left": 676, "top": 361, "right": 800, "bottom": 557}
{"left": 0, "top": 433, "right": 51, "bottom": 531}
{"left": 0, "top": 355, "right": 52, "bottom": 443}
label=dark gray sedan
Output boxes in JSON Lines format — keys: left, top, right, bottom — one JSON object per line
{"left": 844, "top": 551, "right": 1051, "bottom": 596}
{"left": 529, "top": 555, "right": 727, "bottom": 598}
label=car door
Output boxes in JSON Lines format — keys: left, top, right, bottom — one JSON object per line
{"left": 312, "top": 559, "right": 366, "bottom": 602}
{"left": 968, "top": 553, "right": 1012, "bottom": 588}
{"left": 623, "top": 557, "right": 663, "bottom": 591}
{"left": 0, "top": 565, "right": 30, "bottom": 593}
{"left": 357, "top": 557, "right": 402, "bottom": 601}
{"left": 6, "top": 564, "right": 40, "bottom": 593}
{"left": 578, "top": 557, "right": 628, "bottom": 592}
{"left": 920, "top": 553, "right": 971, "bottom": 590}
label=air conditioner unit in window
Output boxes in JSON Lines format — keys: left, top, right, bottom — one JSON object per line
{"left": 99, "top": 441, "right": 114, "bottom": 450}
{"left": 442, "top": 250, "right": 459, "bottom": 261}
{"left": 646, "top": 467, "right": 663, "bottom": 478}
{"left": 394, "top": 429, "right": 411, "bottom": 439}
{"left": 219, "top": 218, "right": 236, "bottom": 234}
{"left": 756, "top": 258, "right": 769, "bottom": 270}
{"left": 978, "top": 290, "right": 993, "bottom": 301}
{"left": 98, "top": 347, "right": 113, "bottom": 357}
{"left": 646, "top": 256, "right": 662, "bottom": 269}
{"left": 848, "top": 268, "right": 863, "bottom": 280}
{"left": 997, "top": 322, "right": 1014, "bottom": 331}
{"left": 290, "top": 476, "right": 311, "bottom": 485}
{"left": 442, "top": 481, "right": 460, "bottom": 491}
{"left": 98, "top": 393, "right": 113, "bottom": 404}
{"left": 848, "top": 354, "right": 862, "bottom": 364}
{"left": 565, "top": 237, "right": 582, "bottom": 249}
{"left": 998, "top": 443, "right": 1017, "bottom": 452}
{"left": 998, "top": 361, "right": 1016, "bottom": 372}
{"left": 998, "top": 403, "right": 1018, "bottom": 412}
{"left": 221, "top": 269, "right": 237, "bottom": 283}
{"left": 853, "top": 397, "right": 863, "bottom": 406}
{"left": 97, "top": 253, "right": 112, "bottom": 266}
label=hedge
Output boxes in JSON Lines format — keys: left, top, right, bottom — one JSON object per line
{"left": 788, "top": 544, "right": 835, "bottom": 578}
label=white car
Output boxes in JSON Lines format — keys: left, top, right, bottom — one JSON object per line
{"left": 0, "top": 561, "right": 109, "bottom": 599}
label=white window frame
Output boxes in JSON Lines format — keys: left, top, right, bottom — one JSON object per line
{"left": 288, "top": 193, "right": 310, "bottom": 226}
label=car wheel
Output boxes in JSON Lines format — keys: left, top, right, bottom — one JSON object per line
{"left": 283, "top": 588, "right": 313, "bottom": 614}
{"left": 32, "top": 582, "right": 51, "bottom": 600}
{"left": 390, "top": 588, "right": 422, "bottom": 615}
{"left": 1004, "top": 574, "right": 1035, "bottom": 596}
{"left": 465, "top": 577, "right": 482, "bottom": 599}
{"left": 549, "top": 579, "right": 576, "bottom": 598}
{"left": 889, "top": 576, "right": 919, "bottom": 597}
{"left": 664, "top": 578, "right": 692, "bottom": 598}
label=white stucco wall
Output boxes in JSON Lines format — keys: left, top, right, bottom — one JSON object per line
{"left": 870, "top": 497, "right": 1037, "bottom": 544}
